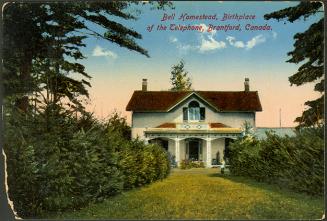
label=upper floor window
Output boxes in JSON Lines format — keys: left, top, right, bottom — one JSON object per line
{"left": 183, "top": 101, "right": 205, "bottom": 121}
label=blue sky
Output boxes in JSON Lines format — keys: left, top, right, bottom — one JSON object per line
{"left": 76, "top": 1, "right": 323, "bottom": 127}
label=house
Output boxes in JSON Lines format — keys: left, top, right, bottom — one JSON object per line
{"left": 126, "top": 78, "right": 262, "bottom": 167}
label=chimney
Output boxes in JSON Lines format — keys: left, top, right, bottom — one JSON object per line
{"left": 244, "top": 78, "right": 250, "bottom": 92}
{"left": 142, "top": 78, "right": 147, "bottom": 91}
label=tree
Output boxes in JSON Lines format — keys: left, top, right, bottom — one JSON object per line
{"left": 3, "top": 1, "right": 172, "bottom": 113}
{"left": 2, "top": 2, "right": 173, "bottom": 217}
{"left": 170, "top": 60, "right": 192, "bottom": 91}
{"left": 105, "top": 111, "right": 131, "bottom": 141}
{"left": 264, "top": 2, "right": 324, "bottom": 128}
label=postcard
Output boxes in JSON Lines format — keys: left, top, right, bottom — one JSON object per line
{"left": 1, "top": 1, "right": 324, "bottom": 220}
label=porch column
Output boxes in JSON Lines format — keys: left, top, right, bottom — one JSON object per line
{"left": 144, "top": 138, "right": 149, "bottom": 144}
{"left": 206, "top": 138, "right": 212, "bottom": 168}
{"left": 175, "top": 138, "right": 180, "bottom": 167}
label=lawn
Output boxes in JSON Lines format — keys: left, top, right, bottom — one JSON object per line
{"left": 46, "top": 168, "right": 324, "bottom": 220}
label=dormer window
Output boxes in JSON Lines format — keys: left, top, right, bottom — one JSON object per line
{"left": 183, "top": 101, "right": 205, "bottom": 121}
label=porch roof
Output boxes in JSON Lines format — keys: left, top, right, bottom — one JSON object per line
{"left": 155, "top": 122, "right": 230, "bottom": 129}
{"left": 145, "top": 127, "right": 242, "bottom": 134}
{"left": 146, "top": 122, "right": 243, "bottom": 139}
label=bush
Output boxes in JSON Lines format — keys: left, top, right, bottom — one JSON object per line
{"left": 180, "top": 160, "right": 205, "bottom": 169}
{"left": 118, "top": 140, "right": 170, "bottom": 189}
{"left": 228, "top": 126, "right": 324, "bottom": 195}
{"left": 4, "top": 109, "right": 170, "bottom": 217}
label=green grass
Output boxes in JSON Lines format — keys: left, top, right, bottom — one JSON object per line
{"left": 45, "top": 168, "right": 324, "bottom": 219}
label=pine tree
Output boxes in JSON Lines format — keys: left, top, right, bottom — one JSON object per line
{"left": 264, "top": 2, "right": 324, "bottom": 128}
{"left": 170, "top": 60, "right": 192, "bottom": 91}
{"left": 2, "top": 2, "right": 173, "bottom": 217}
{"left": 3, "top": 2, "right": 172, "bottom": 112}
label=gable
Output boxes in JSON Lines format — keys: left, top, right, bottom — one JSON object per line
{"left": 126, "top": 90, "right": 262, "bottom": 112}
{"left": 167, "top": 92, "right": 219, "bottom": 112}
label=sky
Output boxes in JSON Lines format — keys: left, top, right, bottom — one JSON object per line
{"left": 76, "top": 1, "right": 323, "bottom": 127}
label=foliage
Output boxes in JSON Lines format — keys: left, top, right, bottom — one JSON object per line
{"left": 4, "top": 107, "right": 170, "bottom": 218}
{"left": 264, "top": 2, "right": 324, "bottom": 128}
{"left": 3, "top": 2, "right": 173, "bottom": 218}
{"left": 229, "top": 126, "right": 324, "bottom": 195}
{"left": 170, "top": 60, "right": 192, "bottom": 91}
{"left": 241, "top": 120, "right": 255, "bottom": 137}
{"left": 4, "top": 112, "right": 41, "bottom": 215}
{"left": 180, "top": 160, "right": 205, "bottom": 169}
{"left": 118, "top": 140, "right": 170, "bottom": 189}
{"left": 3, "top": 1, "right": 173, "bottom": 125}
{"left": 223, "top": 138, "right": 233, "bottom": 164}
{"left": 104, "top": 112, "right": 131, "bottom": 141}
{"left": 46, "top": 169, "right": 324, "bottom": 220}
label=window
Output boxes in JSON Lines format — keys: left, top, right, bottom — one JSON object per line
{"left": 200, "top": 107, "right": 205, "bottom": 120}
{"left": 189, "top": 101, "right": 200, "bottom": 120}
{"left": 183, "top": 101, "right": 205, "bottom": 121}
{"left": 183, "top": 107, "right": 188, "bottom": 120}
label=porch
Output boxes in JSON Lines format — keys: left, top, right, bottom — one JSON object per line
{"left": 144, "top": 123, "right": 243, "bottom": 168}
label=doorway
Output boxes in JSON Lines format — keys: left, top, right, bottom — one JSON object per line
{"left": 186, "top": 139, "right": 202, "bottom": 161}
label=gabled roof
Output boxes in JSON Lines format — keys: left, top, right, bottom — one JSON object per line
{"left": 126, "top": 91, "right": 262, "bottom": 112}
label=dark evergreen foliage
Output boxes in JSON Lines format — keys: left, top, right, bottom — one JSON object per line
{"left": 118, "top": 140, "right": 170, "bottom": 189}
{"left": 3, "top": 2, "right": 172, "bottom": 218}
{"left": 264, "top": 2, "right": 324, "bottom": 128}
{"left": 228, "top": 126, "right": 324, "bottom": 196}
{"left": 4, "top": 108, "right": 170, "bottom": 217}
{"left": 3, "top": 1, "right": 172, "bottom": 110}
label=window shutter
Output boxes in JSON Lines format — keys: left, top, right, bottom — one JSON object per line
{"left": 183, "top": 107, "right": 188, "bottom": 121}
{"left": 200, "top": 107, "right": 205, "bottom": 120}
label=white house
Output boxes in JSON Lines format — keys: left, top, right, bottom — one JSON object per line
{"left": 126, "top": 78, "right": 262, "bottom": 167}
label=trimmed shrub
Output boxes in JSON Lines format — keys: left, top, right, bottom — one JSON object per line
{"left": 180, "top": 160, "right": 205, "bottom": 169}
{"left": 118, "top": 140, "right": 170, "bottom": 189}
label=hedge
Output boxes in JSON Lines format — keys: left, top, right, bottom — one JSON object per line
{"left": 228, "top": 126, "right": 324, "bottom": 195}
{"left": 4, "top": 111, "right": 170, "bottom": 217}
{"left": 118, "top": 140, "right": 170, "bottom": 189}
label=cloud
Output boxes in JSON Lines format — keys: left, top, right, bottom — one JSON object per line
{"left": 226, "top": 35, "right": 266, "bottom": 50}
{"left": 234, "top": 41, "right": 245, "bottom": 48}
{"left": 199, "top": 23, "right": 216, "bottom": 35}
{"left": 226, "top": 36, "right": 245, "bottom": 48}
{"left": 92, "top": 45, "right": 118, "bottom": 59}
{"left": 246, "top": 34, "right": 266, "bottom": 49}
{"left": 199, "top": 35, "right": 226, "bottom": 52}
{"left": 197, "top": 23, "right": 225, "bottom": 52}
{"left": 169, "top": 36, "right": 196, "bottom": 54}
{"left": 169, "top": 24, "right": 226, "bottom": 54}
{"left": 169, "top": 36, "right": 178, "bottom": 43}
{"left": 177, "top": 44, "right": 194, "bottom": 51}
{"left": 272, "top": 31, "right": 277, "bottom": 39}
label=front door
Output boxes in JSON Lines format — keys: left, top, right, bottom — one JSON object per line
{"left": 188, "top": 140, "right": 199, "bottom": 161}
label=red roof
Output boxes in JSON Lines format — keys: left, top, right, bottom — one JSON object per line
{"left": 126, "top": 91, "right": 262, "bottom": 112}
{"left": 156, "top": 123, "right": 176, "bottom": 128}
{"left": 209, "top": 123, "right": 230, "bottom": 128}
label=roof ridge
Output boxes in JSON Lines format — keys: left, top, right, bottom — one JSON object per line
{"left": 134, "top": 90, "right": 191, "bottom": 92}
{"left": 127, "top": 90, "right": 262, "bottom": 112}
{"left": 134, "top": 90, "right": 259, "bottom": 93}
